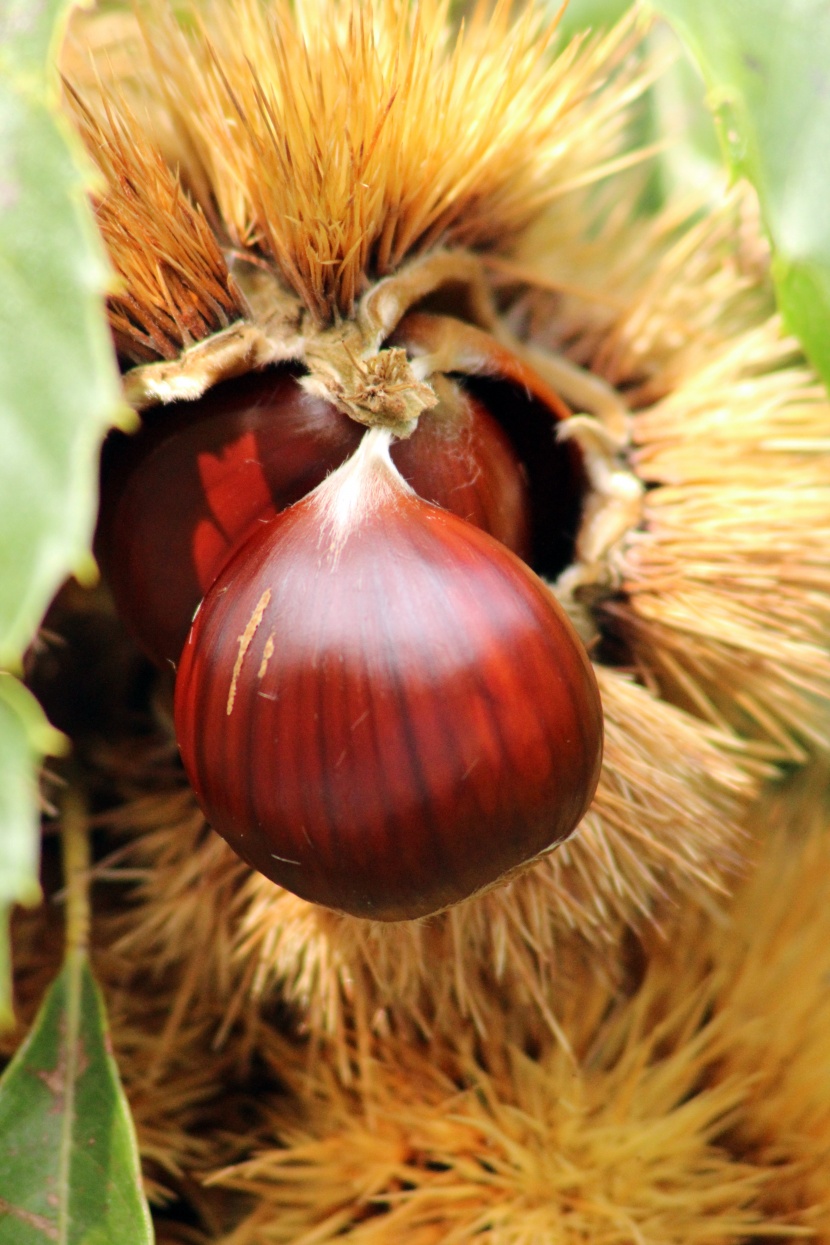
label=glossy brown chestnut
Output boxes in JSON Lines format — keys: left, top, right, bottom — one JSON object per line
{"left": 174, "top": 430, "right": 603, "bottom": 921}
{"left": 98, "top": 367, "right": 532, "bottom": 667}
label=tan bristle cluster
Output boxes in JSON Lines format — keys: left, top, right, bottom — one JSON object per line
{"left": 620, "top": 328, "right": 830, "bottom": 755}
{"left": 203, "top": 973, "right": 786, "bottom": 1244}
{"left": 67, "top": 0, "right": 650, "bottom": 330}
{"left": 197, "top": 782, "right": 830, "bottom": 1242}
{"left": 698, "top": 772, "right": 830, "bottom": 1234}
{"left": 64, "top": 88, "right": 247, "bottom": 363}
{"left": 521, "top": 187, "right": 830, "bottom": 763}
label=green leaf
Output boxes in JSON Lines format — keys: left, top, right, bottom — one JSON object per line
{"left": 649, "top": 0, "right": 830, "bottom": 388}
{"left": 0, "top": 0, "right": 128, "bottom": 1033}
{"left": 0, "top": 0, "right": 126, "bottom": 669}
{"left": 0, "top": 958, "right": 154, "bottom": 1244}
{"left": 0, "top": 676, "right": 64, "bottom": 1026}
{"left": 553, "top": 4, "right": 723, "bottom": 211}
{"left": 555, "top": 0, "right": 632, "bottom": 41}
{"left": 0, "top": 0, "right": 71, "bottom": 71}
{"left": 644, "top": 22, "right": 723, "bottom": 207}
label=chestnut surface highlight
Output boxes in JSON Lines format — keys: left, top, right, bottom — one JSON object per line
{"left": 174, "top": 432, "right": 602, "bottom": 921}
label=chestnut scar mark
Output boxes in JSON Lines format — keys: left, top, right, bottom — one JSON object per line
{"left": 227, "top": 590, "right": 272, "bottom": 715}
{"left": 257, "top": 633, "right": 276, "bottom": 679}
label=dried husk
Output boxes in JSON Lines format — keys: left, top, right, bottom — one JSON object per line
{"left": 199, "top": 934, "right": 791, "bottom": 1245}
{"left": 691, "top": 767, "right": 830, "bottom": 1236}
{"left": 194, "top": 772, "right": 830, "bottom": 1243}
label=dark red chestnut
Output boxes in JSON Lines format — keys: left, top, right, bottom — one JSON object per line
{"left": 174, "top": 428, "right": 603, "bottom": 921}
{"left": 391, "top": 312, "right": 585, "bottom": 580}
{"left": 98, "top": 366, "right": 533, "bottom": 667}
{"left": 97, "top": 370, "right": 362, "bottom": 668}
{"left": 393, "top": 380, "right": 531, "bottom": 562}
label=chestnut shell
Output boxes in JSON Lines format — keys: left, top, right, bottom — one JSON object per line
{"left": 174, "top": 456, "right": 603, "bottom": 921}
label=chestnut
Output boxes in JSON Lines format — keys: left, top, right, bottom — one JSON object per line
{"left": 97, "top": 370, "right": 362, "bottom": 668}
{"left": 98, "top": 368, "right": 532, "bottom": 667}
{"left": 174, "top": 429, "right": 603, "bottom": 921}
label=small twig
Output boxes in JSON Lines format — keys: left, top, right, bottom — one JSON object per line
{"left": 57, "top": 784, "right": 92, "bottom": 1245}
{"left": 61, "top": 785, "right": 91, "bottom": 960}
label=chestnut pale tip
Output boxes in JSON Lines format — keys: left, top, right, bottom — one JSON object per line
{"left": 174, "top": 429, "right": 603, "bottom": 921}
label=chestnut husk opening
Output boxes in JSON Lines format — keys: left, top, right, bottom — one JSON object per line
{"left": 460, "top": 373, "right": 587, "bottom": 581}
{"left": 96, "top": 346, "right": 586, "bottom": 669}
